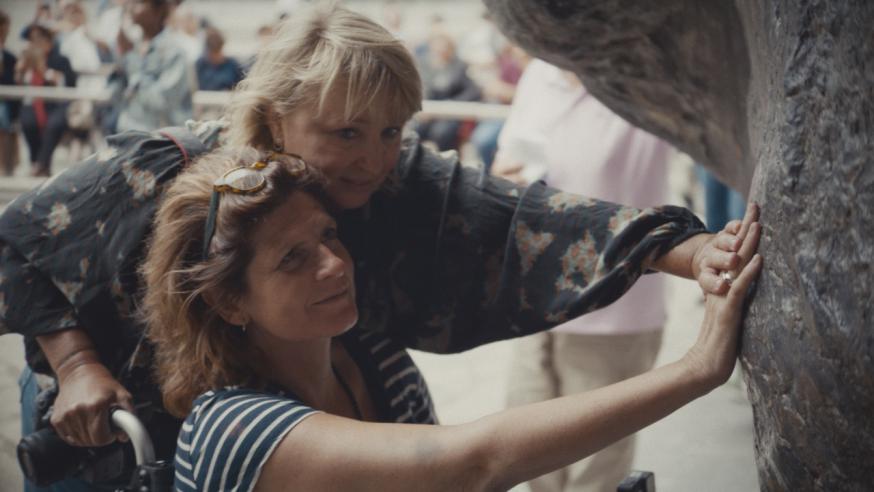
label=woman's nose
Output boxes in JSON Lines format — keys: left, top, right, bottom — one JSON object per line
{"left": 315, "top": 244, "right": 346, "bottom": 280}
{"left": 358, "top": 136, "right": 388, "bottom": 175}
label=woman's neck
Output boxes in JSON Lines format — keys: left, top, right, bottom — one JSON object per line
{"left": 249, "top": 331, "right": 334, "bottom": 404}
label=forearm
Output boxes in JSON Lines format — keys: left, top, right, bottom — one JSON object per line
{"left": 652, "top": 231, "right": 710, "bottom": 279}
{"left": 260, "top": 358, "right": 710, "bottom": 491}
{"left": 35, "top": 327, "right": 103, "bottom": 381}
{"left": 471, "top": 359, "right": 709, "bottom": 490}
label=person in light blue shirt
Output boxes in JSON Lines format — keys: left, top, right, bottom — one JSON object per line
{"left": 110, "top": 0, "right": 194, "bottom": 132}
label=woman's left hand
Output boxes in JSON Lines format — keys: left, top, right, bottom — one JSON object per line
{"left": 691, "top": 203, "right": 760, "bottom": 295}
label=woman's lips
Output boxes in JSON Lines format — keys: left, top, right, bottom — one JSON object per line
{"left": 314, "top": 288, "right": 349, "bottom": 305}
{"left": 340, "top": 177, "right": 377, "bottom": 190}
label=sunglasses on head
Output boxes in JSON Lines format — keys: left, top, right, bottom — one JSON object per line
{"left": 201, "top": 153, "right": 306, "bottom": 261}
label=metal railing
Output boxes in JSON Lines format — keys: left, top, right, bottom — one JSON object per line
{"left": 0, "top": 85, "right": 112, "bottom": 103}
{"left": 0, "top": 86, "right": 511, "bottom": 120}
{"left": 0, "top": 85, "right": 510, "bottom": 201}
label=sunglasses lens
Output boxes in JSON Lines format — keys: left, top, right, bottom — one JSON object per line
{"left": 224, "top": 168, "right": 265, "bottom": 192}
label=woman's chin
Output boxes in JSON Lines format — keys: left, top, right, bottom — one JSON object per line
{"left": 335, "top": 311, "right": 360, "bottom": 336}
{"left": 329, "top": 184, "right": 378, "bottom": 210}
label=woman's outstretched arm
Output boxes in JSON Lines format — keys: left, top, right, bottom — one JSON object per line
{"left": 255, "top": 245, "right": 763, "bottom": 491}
{"left": 354, "top": 138, "right": 725, "bottom": 353}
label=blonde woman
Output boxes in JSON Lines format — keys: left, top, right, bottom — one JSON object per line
{"left": 10, "top": 3, "right": 755, "bottom": 484}
{"left": 142, "top": 146, "right": 762, "bottom": 491}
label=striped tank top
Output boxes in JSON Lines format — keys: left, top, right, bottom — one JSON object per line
{"left": 174, "top": 328, "right": 437, "bottom": 491}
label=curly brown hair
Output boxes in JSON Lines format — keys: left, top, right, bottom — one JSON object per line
{"left": 140, "top": 146, "right": 329, "bottom": 416}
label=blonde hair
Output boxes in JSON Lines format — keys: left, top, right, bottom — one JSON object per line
{"left": 141, "top": 147, "right": 329, "bottom": 416}
{"left": 224, "top": 2, "right": 423, "bottom": 149}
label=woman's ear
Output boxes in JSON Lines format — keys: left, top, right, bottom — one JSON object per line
{"left": 202, "top": 288, "right": 249, "bottom": 327}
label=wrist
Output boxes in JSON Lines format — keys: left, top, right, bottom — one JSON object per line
{"left": 677, "top": 353, "right": 718, "bottom": 397}
{"left": 55, "top": 349, "right": 104, "bottom": 383}
{"left": 687, "top": 233, "right": 713, "bottom": 279}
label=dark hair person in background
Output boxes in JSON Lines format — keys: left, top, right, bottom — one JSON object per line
{"left": 0, "top": 9, "right": 20, "bottom": 176}
{"left": 195, "top": 27, "right": 244, "bottom": 91}
{"left": 16, "top": 23, "right": 76, "bottom": 177}
{"left": 110, "top": 0, "right": 194, "bottom": 132}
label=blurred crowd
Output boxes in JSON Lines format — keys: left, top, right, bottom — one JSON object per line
{"left": 0, "top": 0, "right": 529, "bottom": 178}
{"left": 405, "top": 10, "right": 529, "bottom": 172}
{"left": 0, "top": 0, "right": 251, "bottom": 177}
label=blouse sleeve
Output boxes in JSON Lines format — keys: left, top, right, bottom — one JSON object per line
{"left": 174, "top": 389, "right": 321, "bottom": 492}
{"left": 347, "top": 133, "right": 707, "bottom": 353}
{"left": 0, "top": 241, "right": 79, "bottom": 373}
{"left": 0, "top": 124, "right": 222, "bottom": 373}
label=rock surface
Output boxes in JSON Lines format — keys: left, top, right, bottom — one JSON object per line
{"left": 485, "top": 0, "right": 874, "bottom": 489}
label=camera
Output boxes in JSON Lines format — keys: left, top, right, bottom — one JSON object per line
{"left": 17, "top": 426, "right": 127, "bottom": 487}
{"left": 17, "top": 385, "right": 131, "bottom": 487}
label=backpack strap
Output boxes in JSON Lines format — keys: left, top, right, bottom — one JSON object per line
{"left": 158, "top": 126, "right": 209, "bottom": 168}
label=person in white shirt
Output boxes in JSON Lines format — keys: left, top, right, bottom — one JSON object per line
{"left": 494, "top": 59, "right": 675, "bottom": 492}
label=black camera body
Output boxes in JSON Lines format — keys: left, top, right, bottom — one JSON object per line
{"left": 617, "top": 470, "right": 656, "bottom": 492}
{"left": 17, "top": 384, "right": 133, "bottom": 487}
{"left": 17, "top": 427, "right": 129, "bottom": 487}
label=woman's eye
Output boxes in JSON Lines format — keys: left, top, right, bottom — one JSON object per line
{"left": 336, "top": 128, "right": 359, "bottom": 140}
{"left": 382, "top": 127, "right": 401, "bottom": 139}
{"left": 280, "top": 249, "right": 306, "bottom": 269}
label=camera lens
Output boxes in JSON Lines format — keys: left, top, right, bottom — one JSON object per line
{"left": 17, "top": 428, "right": 87, "bottom": 487}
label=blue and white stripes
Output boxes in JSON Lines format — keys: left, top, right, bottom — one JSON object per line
{"left": 173, "top": 329, "right": 438, "bottom": 490}
{"left": 174, "top": 390, "right": 319, "bottom": 492}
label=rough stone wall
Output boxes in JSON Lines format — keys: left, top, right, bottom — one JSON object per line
{"left": 485, "top": 0, "right": 874, "bottom": 490}
{"left": 740, "top": 1, "right": 874, "bottom": 489}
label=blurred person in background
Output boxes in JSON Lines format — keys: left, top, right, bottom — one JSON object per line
{"left": 56, "top": 0, "right": 101, "bottom": 75}
{"left": 93, "top": 0, "right": 127, "bottom": 60}
{"left": 0, "top": 9, "right": 20, "bottom": 176}
{"left": 415, "top": 28, "right": 481, "bottom": 151}
{"left": 16, "top": 23, "right": 76, "bottom": 176}
{"left": 195, "top": 27, "right": 243, "bottom": 91}
{"left": 167, "top": 2, "right": 202, "bottom": 64}
{"left": 56, "top": 0, "right": 104, "bottom": 148}
{"left": 468, "top": 37, "right": 528, "bottom": 173}
{"left": 29, "top": 2, "right": 58, "bottom": 33}
{"left": 110, "top": 0, "right": 194, "bottom": 133}
{"left": 243, "top": 23, "right": 276, "bottom": 72}
{"left": 493, "top": 59, "right": 675, "bottom": 492}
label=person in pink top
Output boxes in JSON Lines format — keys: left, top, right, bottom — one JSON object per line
{"left": 493, "top": 58, "right": 674, "bottom": 492}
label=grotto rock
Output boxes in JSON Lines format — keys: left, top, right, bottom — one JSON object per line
{"left": 485, "top": 0, "right": 874, "bottom": 490}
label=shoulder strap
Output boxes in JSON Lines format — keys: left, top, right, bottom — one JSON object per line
{"left": 158, "top": 126, "right": 209, "bottom": 168}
